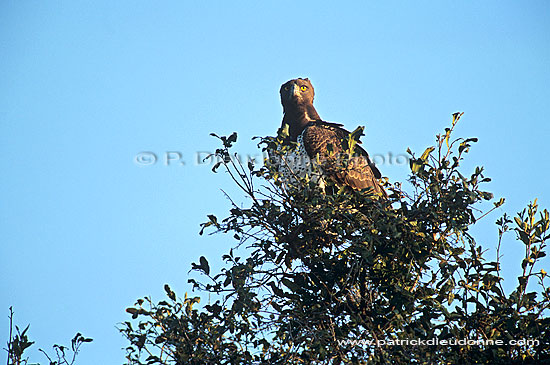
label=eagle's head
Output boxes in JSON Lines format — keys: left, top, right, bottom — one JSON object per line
{"left": 280, "top": 78, "right": 315, "bottom": 108}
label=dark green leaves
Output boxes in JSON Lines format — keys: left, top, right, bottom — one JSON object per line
{"left": 410, "top": 146, "right": 435, "bottom": 174}
{"left": 341, "top": 126, "right": 364, "bottom": 154}
{"left": 164, "top": 284, "right": 176, "bottom": 300}
{"left": 200, "top": 256, "right": 210, "bottom": 275}
{"left": 210, "top": 132, "right": 237, "bottom": 147}
{"left": 190, "top": 256, "right": 210, "bottom": 275}
{"left": 5, "top": 306, "right": 93, "bottom": 365}
{"left": 199, "top": 214, "right": 220, "bottom": 235}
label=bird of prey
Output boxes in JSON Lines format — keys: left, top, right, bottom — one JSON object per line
{"left": 275, "top": 77, "right": 385, "bottom": 195}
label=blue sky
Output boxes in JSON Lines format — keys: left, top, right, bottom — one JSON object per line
{"left": 1, "top": 1, "right": 549, "bottom": 363}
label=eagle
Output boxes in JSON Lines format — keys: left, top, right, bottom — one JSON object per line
{"left": 275, "top": 78, "right": 385, "bottom": 196}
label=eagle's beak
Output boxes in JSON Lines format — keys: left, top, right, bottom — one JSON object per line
{"left": 289, "top": 84, "right": 300, "bottom": 101}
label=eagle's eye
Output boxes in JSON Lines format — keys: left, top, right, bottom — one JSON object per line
{"left": 284, "top": 86, "right": 290, "bottom": 91}
{"left": 300, "top": 85, "right": 308, "bottom": 91}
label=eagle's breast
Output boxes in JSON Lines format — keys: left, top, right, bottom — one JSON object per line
{"left": 277, "top": 131, "right": 325, "bottom": 189}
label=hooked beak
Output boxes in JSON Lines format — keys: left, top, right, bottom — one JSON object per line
{"left": 287, "top": 83, "right": 300, "bottom": 102}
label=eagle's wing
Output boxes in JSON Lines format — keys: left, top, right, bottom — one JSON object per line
{"left": 350, "top": 143, "right": 381, "bottom": 179}
{"left": 302, "top": 122, "right": 385, "bottom": 194}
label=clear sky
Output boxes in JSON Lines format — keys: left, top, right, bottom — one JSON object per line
{"left": 1, "top": 1, "right": 549, "bottom": 363}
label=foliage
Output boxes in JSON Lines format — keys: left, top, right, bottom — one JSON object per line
{"left": 4, "top": 307, "right": 92, "bottom": 365}
{"left": 121, "top": 113, "right": 550, "bottom": 364}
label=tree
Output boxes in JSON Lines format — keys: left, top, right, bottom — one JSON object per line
{"left": 120, "top": 113, "right": 550, "bottom": 364}
{"left": 5, "top": 307, "right": 92, "bottom": 365}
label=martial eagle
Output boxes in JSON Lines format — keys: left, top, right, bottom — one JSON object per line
{"left": 274, "top": 78, "right": 385, "bottom": 196}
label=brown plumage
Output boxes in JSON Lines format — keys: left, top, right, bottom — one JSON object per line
{"left": 278, "top": 78, "right": 385, "bottom": 195}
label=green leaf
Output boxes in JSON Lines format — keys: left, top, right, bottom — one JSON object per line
{"left": 212, "top": 161, "right": 222, "bottom": 172}
{"left": 420, "top": 146, "right": 435, "bottom": 160}
{"left": 200, "top": 256, "right": 210, "bottom": 275}
{"left": 164, "top": 284, "right": 176, "bottom": 301}
{"left": 227, "top": 132, "right": 238, "bottom": 144}
{"left": 281, "top": 278, "right": 300, "bottom": 293}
